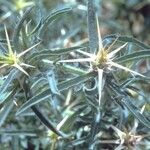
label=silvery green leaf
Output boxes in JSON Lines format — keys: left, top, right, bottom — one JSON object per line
{"left": 46, "top": 70, "right": 59, "bottom": 95}
{"left": 0, "top": 69, "right": 18, "bottom": 96}
{"left": 103, "top": 34, "right": 150, "bottom": 49}
{"left": 16, "top": 71, "right": 96, "bottom": 115}
{"left": 116, "top": 50, "right": 150, "bottom": 63}
{"left": 87, "top": 0, "right": 98, "bottom": 52}
{"left": 0, "top": 101, "right": 14, "bottom": 127}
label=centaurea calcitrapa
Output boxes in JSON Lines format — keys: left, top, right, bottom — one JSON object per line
{"left": 109, "top": 105, "right": 150, "bottom": 149}
{"left": 0, "top": 25, "right": 40, "bottom": 76}
{"left": 58, "top": 17, "right": 145, "bottom": 107}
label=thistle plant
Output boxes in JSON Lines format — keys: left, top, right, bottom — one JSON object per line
{"left": 0, "top": 0, "right": 150, "bottom": 149}
{"left": 58, "top": 17, "right": 144, "bottom": 107}
{"left": 0, "top": 26, "right": 39, "bottom": 76}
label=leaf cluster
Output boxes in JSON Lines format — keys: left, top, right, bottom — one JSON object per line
{"left": 0, "top": 0, "right": 150, "bottom": 149}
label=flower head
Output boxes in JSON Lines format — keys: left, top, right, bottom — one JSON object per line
{"left": 57, "top": 16, "right": 145, "bottom": 107}
{"left": 0, "top": 25, "right": 40, "bottom": 76}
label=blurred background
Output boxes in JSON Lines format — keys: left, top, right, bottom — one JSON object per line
{"left": 0, "top": 0, "right": 150, "bottom": 45}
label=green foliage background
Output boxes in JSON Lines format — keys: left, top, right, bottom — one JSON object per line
{"left": 0, "top": 0, "right": 150, "bottom": 149}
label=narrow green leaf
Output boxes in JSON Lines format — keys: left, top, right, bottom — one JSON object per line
{"left": 58, "top": 112, "right": 78, "bottom": 132}
{"left": 0, "top": 69, "right": 18, "bottom": 96}
{"left": 58, "top": 71, "right": 96, "bottom": 91}
{"left": 0, "top": 129, "right": 38, "bottom": 136}
{"left": 16, "top": 71, "right": 96, "bottom": 115}
{"left": 22, "top": 79, "right": 66, "bottom": 137}
{"left": 59, "top": 106, "right": 85, "bottom": 132}
{"left": 120, "top": 97, "right": 150, "bottom": 129}
{"left": 13, "top": 6, "right": 34, "bottom": 50}
{"left": 16, "top": 90, "right": 51, "bottom": 116}
{"left": 31, "top": 78, "right": 46, "bottom": 89}
{"left": 28, "top": 19, "right": 43, "bottom": 36}
{"left": 67, "top": 137, "right": 87, "bottom": 147}
{"left": 89, "top": 109, "right": 101, "bottom": 143}
{"left": 12, "top": 136, "right": 19, "bottom": 150}
{"left": 103, "top": 34, "right": 150, "bottom": 49}
{"left": 46, "top": 70, "right": 59, "bottom": 95}
{"left": 115, "top": 50, "right": 150, "bottom": 63}
{"left": 59, "top": 64, "right": 87, "bottom": 75}
{"left": 87, "top": 0, "right": 98, "bottom": 52}
{"left": 31, "top": 106, "right": 65, "bottom": 137}
{"left": 0, "top": 91, "right": 13, "bottom": 104}
{"left": 0, "top": 101, "right": 14, "bottom": 127}
{"left": 38, "top": 7, "right": 72, "bottom": 39}
{"left": 0, "top": 43, "right": 6, "bottom": 54}
{"left": 108, "top": 81, "right": 150, "bottom": 129}
{"left": 29, "top": 46, "right": 85, "bottom": 62}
